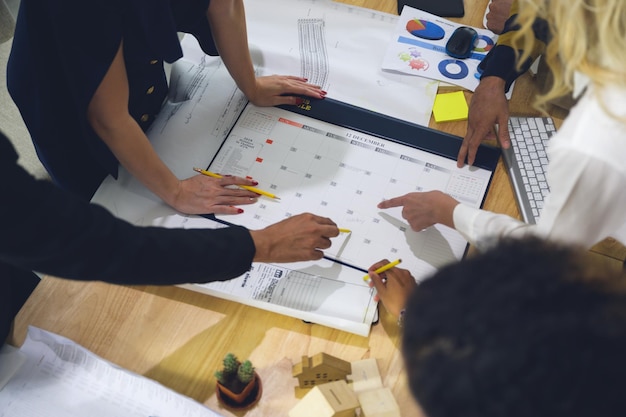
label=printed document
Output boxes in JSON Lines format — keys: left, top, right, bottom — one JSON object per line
{"left": 382, "top": 6, "right": 497, "bottom": 91}
{"left": 0, "top": 327, "right": 222, "bottom": 417}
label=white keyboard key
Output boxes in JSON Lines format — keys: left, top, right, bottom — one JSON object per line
{"left": 504, "top": 116, "right": 557, "bottom": 224}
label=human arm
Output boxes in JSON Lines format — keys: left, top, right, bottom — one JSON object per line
{"left": 458, "top": 0, "right": 548, "bottom": 167}
{"left": 205, "top": 0, "right": 325, "bottom": 106}
{"left": 382, "top": 91, "right": 626, "bottom": 250}
{"left": 367, "top": 261, "right": 417, "bottom": 319}
{"left": 458, "top": 76, "right": 510, "bottom": 167}
{"left": 0, "top": 134, "right": 253, "bottom": 284}
{"left": 375, "top": 182, "right": 610, "bottom": 254}
{"left": 450, "top": 152, "right": 626, "bottom": 250}
{"left": 455, "top": 87, "right": 626, "bottom": 249}
{"left": 87, "top": 42, "right": 261, "bottom": 215}
{"left": 0, "top": 132, "right": 340, "bottom": 285}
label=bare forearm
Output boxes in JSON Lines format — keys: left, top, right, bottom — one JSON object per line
{"left": 92, "top": 116, "right": 180, "bottom": 206}
{"left": 207, "top": 0, "right": 257, "bottom": 97}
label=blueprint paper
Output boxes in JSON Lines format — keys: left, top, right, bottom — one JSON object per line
{"left": 240, "top": 0, "right": 438, "bottom": 126}
{"left": 0, "top": 327, "right": 223, "bottom": 417}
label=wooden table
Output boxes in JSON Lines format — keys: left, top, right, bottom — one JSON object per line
{"left": 9, "top": 1, "right": 623, "bottom": 417}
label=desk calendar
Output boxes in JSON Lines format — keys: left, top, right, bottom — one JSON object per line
{"left": 184, "top": 98, "right": 499, "bottom": 336}
{"left": 206, "top": 98, "right": 498, "bottom": 279}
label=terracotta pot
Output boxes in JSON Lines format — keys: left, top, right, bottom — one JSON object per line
{"left": 216, "top": 372, "right": 263, "bottom": 410}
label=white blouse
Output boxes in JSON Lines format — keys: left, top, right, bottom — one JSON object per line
{"left": 453, "top": 83, "right": 626, "bottom": 249}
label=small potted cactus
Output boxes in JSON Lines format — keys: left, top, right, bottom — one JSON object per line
{"left": 214, "top": 353, "right": 262, "bottom": 409}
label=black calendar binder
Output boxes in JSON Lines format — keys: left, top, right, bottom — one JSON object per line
{"left": 278, "top": 97, "right": 499, "bottom": 172}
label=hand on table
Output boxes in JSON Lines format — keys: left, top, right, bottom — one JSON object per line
{"left": 246, "top": 75, "right": 327, "bottom": 107}
{"left": 457, "top": 76, "right": 511, "bottom": 167}
{"left": 250, "top": 213, "right": 339, "bottom": 263}
{"left": 367, "top": 260, "right": 417, "bottom": 318}
{"left": 170, "top": 174, "right": 260, "bottom": 215}
{"left": 378, "top": 191, "right": 460, "bottom": 231}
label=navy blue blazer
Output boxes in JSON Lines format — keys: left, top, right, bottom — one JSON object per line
{"left": 0, "top": 130, "right": 255, "bottom": 343}
{"left": 7, "top": 0, "right": 218, "bottom": 199}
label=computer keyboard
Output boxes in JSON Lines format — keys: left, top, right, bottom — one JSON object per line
{"left": 501, "top": 116, "right": 557, "bottom": 224}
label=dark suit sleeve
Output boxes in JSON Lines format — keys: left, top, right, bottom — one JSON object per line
{"left": 479, "top": 6, "right": 550, "bottom": 92}
{"left": 0, "top": 133, "right": 255, "bottom": 286}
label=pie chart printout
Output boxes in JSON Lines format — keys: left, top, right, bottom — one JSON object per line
{"left": 405, "top": 19, "right": 445, "bottom": 40}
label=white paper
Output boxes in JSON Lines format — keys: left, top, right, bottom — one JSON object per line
{"left": 183, "top": 257, "right": 378, "bottom": 337}
{"left": 382, "top": 6, "right": 498, "bottom": 91}
{"left": 0, "top": 327, "right": 222, "bottom": 417}
{"left": 0, "top": 344, "right": 26, "bottom": 391}
{"left": 221, "top": 0, "right": 438, "bottom": 126}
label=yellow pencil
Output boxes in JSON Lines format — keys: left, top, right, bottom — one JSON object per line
{"left": 363, "top": 258, "right": 402, "bottom": 281}
{"left": 193, "top": 167, "right": 280, "bottom": 200}
{"left": 338, "top": 228, "right": 352, "bottom": 233}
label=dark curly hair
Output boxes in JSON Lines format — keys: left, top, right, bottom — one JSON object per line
{"left": 402, "top": 237, "right": 626, "bottom": 417}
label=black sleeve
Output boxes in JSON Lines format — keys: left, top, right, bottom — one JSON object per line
{"left": 0, "top": 132, "right": 255, "bottom": 286}
{"left": 479, "top": 13, "right": 550, "bottom": 92}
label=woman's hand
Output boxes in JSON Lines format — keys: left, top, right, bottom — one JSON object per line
{"left": 169, "top": 174, "right": 261, "bottom": 215}
{"left": 458, "top": 76, "right": 510, "bottom": 167}
{"left": 246, "top": 75, "right": 326, "bottom": 107}
{"left": 367, "top": 260, "right": 417, "bottom": 318}
{"left": 378, "top": 191, "right": 460, "bottom": 231}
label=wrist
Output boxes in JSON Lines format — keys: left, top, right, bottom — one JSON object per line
{"left": 249, "top": 229, "right": 270, "bottom": 263}
{"left": 434, "top": 191, "right": 460, "bottom": 228}
{"left": 158, "top": 178, "right": 184, "bottom": 210}
{"left": 477, "top": 76, "right": 507, "bottom": 93}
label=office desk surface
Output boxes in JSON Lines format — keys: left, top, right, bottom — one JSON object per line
{"left": 12, "top": 277, "right": 417, "bottom": 416}
{"left": 9, "top": 1, "right": 623, "bottom": 417}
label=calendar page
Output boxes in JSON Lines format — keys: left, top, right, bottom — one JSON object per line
{"left": 208, "top": 102, "right": 493, "bottom": 281}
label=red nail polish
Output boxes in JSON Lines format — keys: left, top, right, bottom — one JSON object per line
{"left": 295, "top": 97, "right": 304, "bottom": 105}
{"left": 252, "top": 180, "right": 259, "bottom": 185}
{"left": 237, "top": 208, "right": 244, "bottom": 214}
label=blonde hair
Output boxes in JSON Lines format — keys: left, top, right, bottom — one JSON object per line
{"left": 513, "top": 0, "right": 626, "bottom": 112}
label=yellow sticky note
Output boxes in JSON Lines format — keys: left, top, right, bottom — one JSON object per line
{"left": 432, "top": 91, "right": 468, "bottom": 122}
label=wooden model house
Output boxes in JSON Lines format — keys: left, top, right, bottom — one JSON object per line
{"left": 293, "top": 353, "right": 352, "bottom": 397}
{"left": 288, "top": 380, "right": 359, "bottom": 417}
{"left": 292, "top": 354, "right": 400, "bottom": 417}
